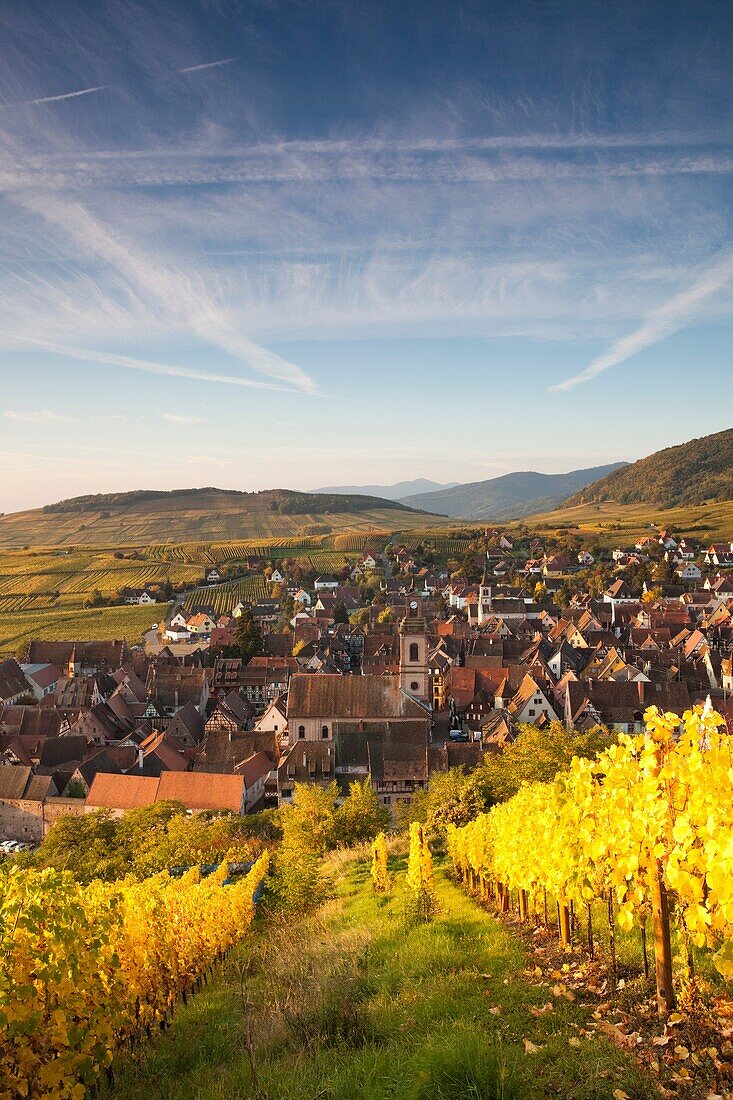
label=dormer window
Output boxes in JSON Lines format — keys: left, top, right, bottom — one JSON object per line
{"left": 298, "top": 725, "right": 306, "bottom": 740}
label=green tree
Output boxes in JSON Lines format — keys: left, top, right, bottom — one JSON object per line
{"left": 400, "top": 768, "right": 485, "bottom": 835}
{"left": 35, "top": 810, "right": 126, "bottom": 882}
{"left": 273, "top": 782, "right": 337, "bottom": 911}
{"left": 332, "top": 779, "right": 390, "bottom": 846}
{"left": 472, "top": 721, "right": 614, "bottom": 804}
{"left": 236, "top": 607, "right": 264, "bottom": 663}
{"left": 333, "top": 601, "right": 349, "bottom": 624}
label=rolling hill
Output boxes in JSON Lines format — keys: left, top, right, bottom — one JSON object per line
{"left": 312, "top": 478, "right": 458, "bottom": 499}
{"left": 0, "top": 487, "right": 446, "bottom": 548}
{"left": 400, "top": 463, "right": 626, "bottom": 521}
{"left": 563, "top": 428, "right": 733, "bottom": 508}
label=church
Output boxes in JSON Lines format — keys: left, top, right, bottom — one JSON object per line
{"left": 278, "top": 611, "right": 432, "bottom": 810}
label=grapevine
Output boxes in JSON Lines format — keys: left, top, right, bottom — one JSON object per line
{"left": 447, "top": 704, "right": 732, "bottom": 1015}
{"left": 0, "top": 853, "right": 269, "bottom": 1098}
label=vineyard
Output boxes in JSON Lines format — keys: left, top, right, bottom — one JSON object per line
{"left": 397, "top": 533, "right": 474, "bottom": 554}
{"left": 447, "top": 703, "right": 733, "bottom": 1017}
{"left": 332, "top": 532, "right": 390, "bottom": 552}
{"left": 0, "top": 550, "right": 201, "bottom": 601}
{"left": 144, "top": 534, "right": 378, "bottom": 566}
{"left": 0, "top": 603, "right": 164, "bottom": 656}
{"left": 183, "top": 576, "right": 268, "bottom": 615}
{"left": 0, "top": 853, "right": 269, "bottom": 1099}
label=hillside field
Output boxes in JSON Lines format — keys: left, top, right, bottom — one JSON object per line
{"left": 0, "top": 529, "right": 406, "bottom": 653}
{"left": 0, "top": 493, "right": 446, "bottom": 549}
{"left": 513, "top": 498, "right": 733, "bottom": 548}
{"left": 0, "top": 602, "right": 165, "bottom": 657}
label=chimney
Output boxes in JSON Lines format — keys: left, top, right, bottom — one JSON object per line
{"left": 302, "top": 753, "right": 307, "bottom": 767}
{"left": 138, "top": 748, "right": 144, "bottom": 770}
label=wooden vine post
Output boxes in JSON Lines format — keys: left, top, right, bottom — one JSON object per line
{"left": 649, "top": 724, "right": 676, "bottom": 1017}
{"left": 649, "top": 853, "right": 675, "bottom": 1015}
{"left": 559, "top": 902, "right": 571, "bottom": 947}
{"left": 518, "top": 889, "right": 528, "bottom": 923}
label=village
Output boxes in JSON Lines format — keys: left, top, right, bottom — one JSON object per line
{"left": 1, "top": 524, "right": 732, "bottom": 847}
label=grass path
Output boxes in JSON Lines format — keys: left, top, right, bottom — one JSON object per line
{"left": 102, "top": 856, "right": 655, "bottom": 1099}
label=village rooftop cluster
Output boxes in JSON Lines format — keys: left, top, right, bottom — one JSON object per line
{"left": 1, "top": 526, "right": 733, "bottom": 844}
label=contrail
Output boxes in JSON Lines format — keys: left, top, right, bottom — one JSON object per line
{"left": 549, "top": 248, "right": 733, "bottom": 392}
{"left": 178, "top": 58, "right": 237, "bottom": 74}
{"left": 9, "top": 85, "right": 109, "bottom": 107}
{"left": 2, "top": 335, "right": 303, "bottom": 394}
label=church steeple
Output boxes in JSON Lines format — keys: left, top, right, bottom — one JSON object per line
{"left": 399, "top": 601, "right": 430, "bottom": 703}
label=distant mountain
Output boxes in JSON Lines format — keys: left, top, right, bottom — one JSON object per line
{"left": 312, "top": 478, "right": 459, "bottom": 500}
{"left": 563, "top": 429, "right": 733, "bottom": 508}
{"left": 400, "top": 464, "right": 627, "bottom": 521}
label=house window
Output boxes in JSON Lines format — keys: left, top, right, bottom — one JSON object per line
{"left": 411, "top": 681, "right": 419, "bottom": 691}
{"left": 321, "top": 725, "right": 329, "bottom": 739}
{"left": 528, "top": 708, "right": 536, "bottom": 717}
{"left": 298, "top": 725, "right": 305, "bottom": 740}
{"left": 409, "top": 643, "right": 419, "bottom": 662}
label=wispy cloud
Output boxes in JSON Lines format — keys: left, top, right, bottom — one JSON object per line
{"left": 178, "top": 58, "right": 237, "bottom": 74}
{"left": 8, "top": 193, "right": 316, "bottom": 394}
{"left": 4, "top": 85, "right": 109, "bottom": 109}
{"left": 3, "top": 408, "right": 72, "bottom": 422}
{"left": 4, "top": 336, "right": 306, "bottom": 394}
{"left": 550, "top": 248, "right": 733, "bottom": 391}
{"left": 161, "top": 412, "right": 202, "bottom": 424}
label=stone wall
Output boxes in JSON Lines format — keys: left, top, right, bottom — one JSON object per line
{"left": 0, "top": 796, "right": 86, "bottom": 843}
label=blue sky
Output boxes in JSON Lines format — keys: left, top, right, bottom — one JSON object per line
{"left": 0, "top": 0, "right": 732, "bottom": 511}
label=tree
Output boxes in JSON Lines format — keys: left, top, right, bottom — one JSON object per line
{"left": 273, "top": 782, "right": 337, "bottom": 911}
{"left": 236, "top": 607, "right": 264, "bottom": 663}
{"left": 472, "top": 721, "right": 614, "bottom": 805}
{"left": 533, "top": 581, "right": 548, "bottom": 604}
{"left": 333, "top": 601, "right": 349, "bottom": 624}
{"left": 332, "top": 779, "right": 390, "bottom": 846}
{"left": 402, "top": 768, "right": 485, "bottom": 835}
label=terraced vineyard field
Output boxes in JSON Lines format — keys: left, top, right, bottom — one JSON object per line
{"left": 398, "top": 534, "right": 474, "bottom": 554}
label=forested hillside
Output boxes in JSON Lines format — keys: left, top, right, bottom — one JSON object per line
{"left": 400, "top": 464, "right": 626, "bottom": 520}
{"left": 564, "top": 428, "right": 733, "bottom": 507}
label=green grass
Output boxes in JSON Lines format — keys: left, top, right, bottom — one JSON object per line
{"left": 0, "top": 601, "right": 166, "bottom": 656}
{"left": 101, "top": 856, "right": 655, "bottom": 1100}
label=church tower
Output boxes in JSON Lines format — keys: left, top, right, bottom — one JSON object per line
{"left": 399, "top": 600, "right": 430, "bottom": 703}
{"left": 478, "top": 563, "right": 492, "bottom": 626}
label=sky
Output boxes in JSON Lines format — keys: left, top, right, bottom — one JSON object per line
{"left": 0, "top": 0, "right": 732, "bottom": 512}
